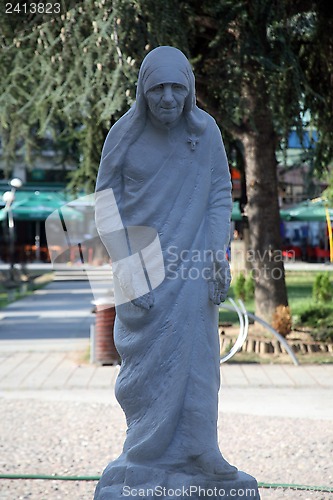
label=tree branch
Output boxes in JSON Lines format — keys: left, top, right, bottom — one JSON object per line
{"left": 195, "top": 86, "right": 244, "bottom": 138}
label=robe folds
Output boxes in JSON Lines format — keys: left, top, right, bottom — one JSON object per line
{"left": 95, "top": 110, "right": 232, "bottom": 469}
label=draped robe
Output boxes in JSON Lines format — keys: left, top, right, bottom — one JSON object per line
{"left": 95, "top": 112, "right": 232, "bottom": 471}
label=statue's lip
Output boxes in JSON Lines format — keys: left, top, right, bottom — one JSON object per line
{"left": 161, "top": 107, "right": 176, "bottom": 110}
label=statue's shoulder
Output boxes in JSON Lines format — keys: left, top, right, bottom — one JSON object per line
{"left": 197, "top": 108, "right": 220, "bottom": 132}
{"left": 103, "top": 110, "right": 132, "bottom": 149}
{"left": 199, "top": 110, "right": 224, "bottom": 147}
{"left": 189, "top": 107, "right": 221, "bottom": 141}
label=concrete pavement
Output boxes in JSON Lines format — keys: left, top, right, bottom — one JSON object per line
{"left": 0, "top": 274, "right": 332, "bottom": 421}
{"left": 0, "top": 269, "right": 112, "bottom": 343}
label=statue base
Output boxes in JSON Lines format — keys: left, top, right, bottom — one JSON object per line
{"left": 94, "top": 462, "right": 261, "bottom": 499}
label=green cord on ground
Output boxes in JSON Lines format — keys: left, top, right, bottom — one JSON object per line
{"left": 0, "top": 474, "right": 99, "bottom": 482}
{"left": 0, "top": 474, "right": 332, "bottom": 492}
{"left": 258, "top": 482, "right": 333, "bottom": 493}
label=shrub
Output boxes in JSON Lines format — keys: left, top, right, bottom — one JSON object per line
{"left": 311, "top": 327, "right": 333, "bottom": 343}
{"left": 312, "top": 272, "right": 333, "bottom": 303}
{"left": 298, "top": 305, "right": 333, "bottom": 343}
{"left": 233, "top": 272, "right": 255, "bottom": 302}
{"left": 233, "top": 273, "right": 246, "bottom": 301}
{"left": 271, "top": 305, "right": 292, "bottom": 337}
{"left": 244, "top": 274, "right": 255, "bottom": 301}
{"left": 299, "top": 305, "right": 332, "bottom": 326}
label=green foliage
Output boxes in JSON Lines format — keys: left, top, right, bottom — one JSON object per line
{"left": 297, "top": 305, "right": 333, "bottom": 343}
{"left": 244, "top": 273, "right": 255, "bottom": 301}
{"left": 1, "top": 1, "right": 332, "bottom": 191}
{"left": 323, "top": 176, "right": 333, "bottom": 206}
{"left": 312, "top": 272, "right": 333, "bottom": 303}
{"left": 298, "top": 2, "right": 333, "bottom": 173}
{"left": 0, "top": 0, "right": 188, "bottom": 190}
{"left": 233, "top": 272, "right": 255, "bottom": 302}
{"left": 185, "top": 1, "right": 308, "bottom": 140}
{"left": 233, "top": 272, "right": 246, "bottom": 301}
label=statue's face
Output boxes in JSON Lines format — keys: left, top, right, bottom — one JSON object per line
{"left": 146, "top": 83, "right": 188, "bottom": 126}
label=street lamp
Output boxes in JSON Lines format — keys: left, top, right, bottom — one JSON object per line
{"left": 2, "top": 177, "right": 23, "bottom": 280}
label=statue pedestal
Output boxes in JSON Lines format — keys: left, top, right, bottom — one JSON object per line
{"left": 95, "top": 462, "right": 261, "bottom": 499}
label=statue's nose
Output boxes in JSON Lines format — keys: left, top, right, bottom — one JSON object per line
{"left": 162, "top": 86, "right": 174, "bottom": 105}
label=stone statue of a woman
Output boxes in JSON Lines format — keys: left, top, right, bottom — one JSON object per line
{"left": 94, "top": 46, "right": 260, "bottom": 500}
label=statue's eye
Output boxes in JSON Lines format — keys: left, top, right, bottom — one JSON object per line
{"left": 151, "top": 84, "right": 164, "bottom": 91}
{"left": 172, "top": 84, "right": 186, "bottom": 91}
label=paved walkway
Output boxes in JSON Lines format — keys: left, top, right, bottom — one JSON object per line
{"left": 0, "top": 276, "right": 332, "bottom": 420}
{"left": 0, "top": 270, "right": 112, "bottom": 342}
{"left": 0, "top": 348, "right": 332, "bottom": 419}
{"left": 0, "top": 348, "right": 332, "bottom": 391}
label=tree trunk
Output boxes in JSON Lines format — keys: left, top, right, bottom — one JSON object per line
{"left": 241, "top": 82, "right": 288, "bottom": 323}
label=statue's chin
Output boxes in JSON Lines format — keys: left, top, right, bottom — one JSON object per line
{"left": 148, "top": 110, "right": 182, "bottom": 129}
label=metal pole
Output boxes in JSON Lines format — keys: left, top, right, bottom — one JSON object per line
{"left": 35, "top": 220, "right": 41, "bottom": 261}
{"left": 2, "top": 179, "right": 23, "bottom": 279}
{"left": 245, "top": 310, "right": 299, "bottom": 366}
{"left": 8, "top": 205, "right": 15, "bottom": 280}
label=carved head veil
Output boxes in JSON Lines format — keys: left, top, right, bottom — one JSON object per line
{"left": 136, "top": 46, "right": 207, "bottom": 135}
{"left": 96, "top": 46, "right": 207, "bottom": 192}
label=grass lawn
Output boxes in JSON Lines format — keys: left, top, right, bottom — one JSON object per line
{"left": 219, "top": 270, "right": 333, "bottom": 364}
{"left": 0, "top": 291, "right": 9, "bottom": 308}
{"left": 285, "top": 271, "right": 324, "bottom": 317}
{"left": 220, "top": 270, "right": 333, "bottom": 324}
{"left": 0, "top": 285, "right": 30, "bottom": 308}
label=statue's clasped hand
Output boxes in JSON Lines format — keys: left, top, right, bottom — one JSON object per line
{"left": 131, "top": 292, "right": 154, "bottom": 310}
{"left": 208, "top": 259, "right": 231, "bottom": 305}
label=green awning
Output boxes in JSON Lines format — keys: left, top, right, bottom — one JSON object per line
{"left": 0, "top": 209, "right": 6, "bottom": 222}
{"left": 280, "top": 198, "right": 333, "bottom": 222}
{"left": 231, "top": 201, "right": 243, "bottom": 221}
{"left": 0, "top": 190, "right": 83, "bottom": 222}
